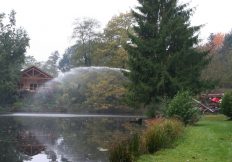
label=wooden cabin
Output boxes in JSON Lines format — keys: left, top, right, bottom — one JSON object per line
{"left": 18, "top": 66, "right": 53, "bottom": 92}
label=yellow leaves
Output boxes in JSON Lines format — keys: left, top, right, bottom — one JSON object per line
{"left": 85, "top": 72, "right": 128, "bottom": 109}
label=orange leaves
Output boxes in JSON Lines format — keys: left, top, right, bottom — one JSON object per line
{"left": 212, "top": 33, "right": 225, "bottom": 49}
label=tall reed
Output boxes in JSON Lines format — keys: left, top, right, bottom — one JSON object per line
{"left": 109, "top": 118, "right": 184, "bottom": 161}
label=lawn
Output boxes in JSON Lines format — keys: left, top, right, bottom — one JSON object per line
{"left": 138, "top": 115, "right": 232, "bottom": 162}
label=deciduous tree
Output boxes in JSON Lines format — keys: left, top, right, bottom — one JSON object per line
{"left": 0, "top": 10, "right": 29, "bottom": 104}
{"left": 41, "top": 51, "right": 60, "bottom": 77}
{"left": 93, "top": 13, "right": 134, "bottom": 68}
{"left": 72, "top": 18, "right": 100, "bottom": 66}
{"left": 23, "top": 55, "right": 42, "bottom": 69}
{"left": 58, "top": 45, "right": 77, "bottom": 72}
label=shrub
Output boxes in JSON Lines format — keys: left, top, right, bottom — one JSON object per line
{"left": 12, "top": 101, "right": 24, "bottom": 111}
{"left": 166, "top": 91, "right": 200, "bottom": 125}
{"left": 221, "top": 91, "right": 232, "bottom": 119}
{"left": 109, "top": 141, "right": 133, "bottom": 162}
{"left": 109, "top": 119, "right": 184, "bottom": 161}
{"left": 128, "top": 134, "right": 141, "bottom": 156}
{"left": 143, "top": 119, "right": 183, "bottom": 153}
{"left": 109, "top": 134, "right": 141, "bottom": 162}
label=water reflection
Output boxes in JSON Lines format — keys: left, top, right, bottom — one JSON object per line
{"left": 0, "top": 114, "right": 144, "bottom": 162}
{"left": 17, "top": 130, "right": 46, "bottom": 156}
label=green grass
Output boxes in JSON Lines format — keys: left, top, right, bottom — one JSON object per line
{"left": 138, "top": 115, "right": 232, "bottom": 162}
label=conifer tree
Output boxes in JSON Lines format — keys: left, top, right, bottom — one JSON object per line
{"left": 125, "top": 0, "right": 210, "bottom": 106}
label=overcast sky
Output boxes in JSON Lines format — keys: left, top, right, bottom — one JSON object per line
{"left": 1, "top": 0, "right": 232, "bottom": 61}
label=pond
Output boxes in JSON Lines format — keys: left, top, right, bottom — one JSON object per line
{"left": 0, "top": 113, "right": 144, "bottom": 162}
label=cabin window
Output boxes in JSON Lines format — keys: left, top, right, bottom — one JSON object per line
{"left": 30, "top": 84, "right": 37, "bottom": 90}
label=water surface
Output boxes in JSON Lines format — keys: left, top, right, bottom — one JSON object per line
{"left": 0, "top": 113, "right": 144, "bottom": 162}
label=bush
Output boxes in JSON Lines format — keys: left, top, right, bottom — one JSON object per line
{"left": 12, "top": 101, "right": 24, "bottom": 111}
{"left": 143, "top": 119, "right": 183, "bottom": 153}
{"left": 221, "top": 91, "right": 232, "bottom": 119}
{"left": 109, "top": 141, "right": 133, "bottom": 162}
{"left": 166, "top": 91, "right": 200, "bottom": 125}
{"left": 109, "top": 119, "right": 184, "bottom": 161}
{"left": 109, "top": 134, "right": 141, "bottom": 162}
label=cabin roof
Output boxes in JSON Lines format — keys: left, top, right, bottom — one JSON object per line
{"left": 21, "top": 66, "right": 53, "bottom": 79}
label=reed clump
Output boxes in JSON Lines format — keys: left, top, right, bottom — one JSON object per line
{"left": 109, "top": 118, "right": 184, "bottom": 162}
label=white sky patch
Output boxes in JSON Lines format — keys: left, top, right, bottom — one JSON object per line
{"left": 1, "top": 0, "right": 232, "bottom": 61}
{"left": 0, "top": 0, "right": 137, "bottom": 61}
{"left": 189, "top": 0, "right": 232, "bottom": 41}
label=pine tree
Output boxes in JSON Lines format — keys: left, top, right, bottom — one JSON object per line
{"left": 125, "top": 0, "right": 210, "bottom": 106}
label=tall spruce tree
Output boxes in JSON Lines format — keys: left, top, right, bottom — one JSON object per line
{"left": 125, "top": 0, "right": 210, "bottom": 107}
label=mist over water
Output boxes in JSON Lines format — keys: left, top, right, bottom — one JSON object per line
{"left": 0, "top": 66, "right": 144, "bottom": 162}
{"left": 22, "top": 66, "right": 135, "bottom": 114}
{"left": 0, "top": 114, "right": 144, "bottom": 162}
{"left": 39, "top": 66, "right": 129, "bottom": 95}
{"left": 36, "top": 66, "right": 127, "bottom": 93}
{"left": 1, "top": 113, "right": 145, "bottom": 118}
{"left": 53, "top": 66, "right": 129, "bottom": 83}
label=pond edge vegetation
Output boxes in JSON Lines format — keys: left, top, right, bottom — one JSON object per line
{"left": 109, "top": 90, "right": 232, "bottom": 162}
{"left": 109, "top": 91, "right": 197, "bottom": 162}
{"left": 109, "top": 118, "right": 184, "bottom": 162}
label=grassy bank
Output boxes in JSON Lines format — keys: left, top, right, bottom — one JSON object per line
{"left": 138, "top": 115, "right": 232, "bottom": 162}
